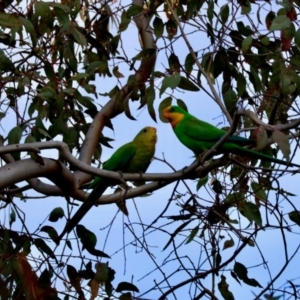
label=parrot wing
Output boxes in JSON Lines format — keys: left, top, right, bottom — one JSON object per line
{"left": 183, "top": 117, "right": 254, "bottom": 146}
{"left": 88, "top": 142, "right": 137, "bottom": 189}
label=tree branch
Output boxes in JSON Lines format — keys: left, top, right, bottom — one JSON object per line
{"left": 74, "top": 0, "right": 157, "bottom": 185}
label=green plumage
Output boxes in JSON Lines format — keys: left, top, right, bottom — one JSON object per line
{"left": 164, "top": 105, "right": 300, "bottom": 167}
{"left": 57, "top": 126, "right": 157, "bottom": 242}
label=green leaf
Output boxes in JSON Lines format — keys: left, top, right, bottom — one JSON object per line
{"left": 40, "top": 226, "right": 59, "bottom": 241}
{"left": 237, "top": 21, "right": 253, "bottom": 36}
{"left": 269, "top": 15, "right": 291, "bottom": 31}
{"left": 7, "top": 126, "right": 22, "bottom": 145}
{"left": 236, "top": 73, "right": 246, "bottom": 98}
{"left": 166, "top": 19, "right": 177, "bottom": 39}
{"left": 184, "top": 52, "right": 196, "bottom": 75}
{"left": 288, "top": 210, "right": 300, "bottom": 226}
{"left": 234, "top": 262, "right": 262, "bottom": 287}
{"left": 185, "top": 226, "right": 199, "bottom": 244}
{"left": 76, "top": 225, "right": 110, "bottom": 258}
{"left": 251, "top": 182, "right": 266, "bottom": 202}
{"left": 126, "top": 5, "right": 143, "bottom": 18}
{"left": 112, "top": 66, "right": 124, "bottom": 78}
{"left": 48, "top": 207, "right": 64, "bottom": 222}
{"left": 178, "top": 76, "right": 200, "bottom": 91}
{"left": 63, "top": 127, "right": 79, "bottom": 151}
{"left": 67, "top": 265, "right": 82, "bottom": 294}
{"left": 255, "top": 126, "right": 268, "bottom": 150}
{"left": 242, "top": 35, "right": 252, "bottom": 52}
{"left": 77, "top": 95, "right": 97, "bottom": 111}
{"left": 146, "top": 85, "right": 156, "bottom": 122}
{"left": 123, "top": 92, "right": 136, "bottom": 121}
{"left": 48, "top": 115, "right": 67, "bottom": 138}
{"left": 168, "top": 53, "right": 180, "bottom": 72}
{"left": 238, "top": 201, "right": 262, "bottom": 227}
{"left": 19, "top": 17, "right": 37, "bottom": 47}
{"left": 119, "top": 10, "right": 130, "bottom": 32}
{"left": 153, "top": 17, "right": 164, "bottom": 38}
{"left": 223, "top": 87, "right": 237, "bottom": 116}
{"left": 177, "top": 99, "right": 188, "bottom": 111}
{"left": 220, "top": 4, "right": 229, "bottom": 24}
{"left": 160, "top": 73, "right": 181, "bottom": 96}
{"left": 70, "top": 27, "right": 87, "bottom": 46}
{"left": 207, "top": 0, "right": 214, "bottom": 23}
{"left": 218, "top": 275, "right": 235, "bottom": 300}
{"left": 272, "top": 129, "right": 290, "bottom": 161}
{"left": 241, "top": 0, "right": 251, "bottom": 14}
{"left": 223, "top": 238, "right": 234, "bottom": 250}
{"left": 116, "top": 282, "right": 139, "bottom": 293}
{"left": 158, "top": 97, "right": 172, "bottom": 123}
{"left": 49, "top": 2, "right": 70, "bottom": 12}
{"left": 196, "top": 176, "right": 208, "bottom": 191}
{"left": 0, "top": 13, "right": 22, "bottom": 27}
{"left": 34, "top": 238, "right": 55, "bottom": 258}
{"left": 10, "top": 207, "right": 16, "bottom": 227}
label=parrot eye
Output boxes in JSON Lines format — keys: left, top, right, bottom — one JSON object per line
{"left": 143, "top": 129, "right": 147, "bottom": 132}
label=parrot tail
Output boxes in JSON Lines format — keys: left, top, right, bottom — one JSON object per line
{"left": 233, "top": 147, "right": 300, "bottom": 168}
{"left": 55, "top": 180, "right": 109, "bottom": 244}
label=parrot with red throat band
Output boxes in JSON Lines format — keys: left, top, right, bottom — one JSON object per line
{"left": 163, "top": 105, "right": 300, "bottom": 168}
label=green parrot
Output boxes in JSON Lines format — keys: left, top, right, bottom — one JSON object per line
{"left": 58, "top": 126, "right": 157, "bottom": 242}
{"left": 163, "top": 105, "right": 300, "bottom": 167}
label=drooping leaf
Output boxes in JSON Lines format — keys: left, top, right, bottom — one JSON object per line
{"left": 0, "top": 13, "right": 22, "bottom": 27}
{"left": 40, "top": 226, "right": 59, "bottom": 241}
{"left": 116, "top": 282, "right": 139, "bottom": 293}
{"left": 251, "top": 182, "right": 267, "bottom": 202}
{"left": 234, "top": 262, "right": 262, "bottom": 287}
{"left": 119, "top": 10, "right": 131, "bottom": 32}
{"left": 176, "top": 99, "right": 188, "bottom": 111}
{"left": 218, "top": 275, "right": 235, "bottom": 300}
{"left": 185, "top": 226, "right": 199, "bottom": 244}
{"left": 289, "top": 210, "right": 300, "bottom": 226}
{"left": 223, "top": 238, "right": 234, "bottom": 250}
{"left": 34, "top": 238, "right": 55, "bottom": 258}
{"left": 67, "top": 265, "right": 83, "bottom": 296}
{"left": 184, "top": 52, "right": 196, "bottom": 75}
{"left": 153, "top": 17, "right": 164, "bottom": 38}
{"left": 48, "top": 207, "right": 64, "bottom": 222}
{"left": 196, "top": 176, "right": 208, "bottom": 191}
{"left": 238, "top": 200, "right": 262, "bottom": 227}
{"left": 178, "top": 76, "right": 200, "bottom": 91}
{"left": 272, "top": 129, "right": 290, "bottom": 161}
{"left": 9, "top": 207, "right": 16, "bottom": 226}
{"left": 166, "top": 19, "right": 177, "bottom": 39}
{"left": 126, "top": 5, "right": 143, "bottom": 18}
{"left": 160, "top": 73, "right": 181, "bottom": 96}
{"left": 220, "top": 4, "right": 229, "bottom": 24}
{"left": 76, "top": 225, "right": 110, "bottom": 258}
{"left": 146, "top": 85, "right": 156, "bottom": 122}
{"left": 269, "top": 15, "right": 291, "bottom": 31}
{"left": 242, "top": 35, "right": 252, "bottom": 53}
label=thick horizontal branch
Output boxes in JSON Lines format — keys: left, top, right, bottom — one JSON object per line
{"left": 0, "top": 158, "right": 85, "bottom": 199}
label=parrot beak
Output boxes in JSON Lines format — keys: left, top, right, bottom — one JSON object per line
{"left": 151, "top": 127, "right": 157, "bottom": 132}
